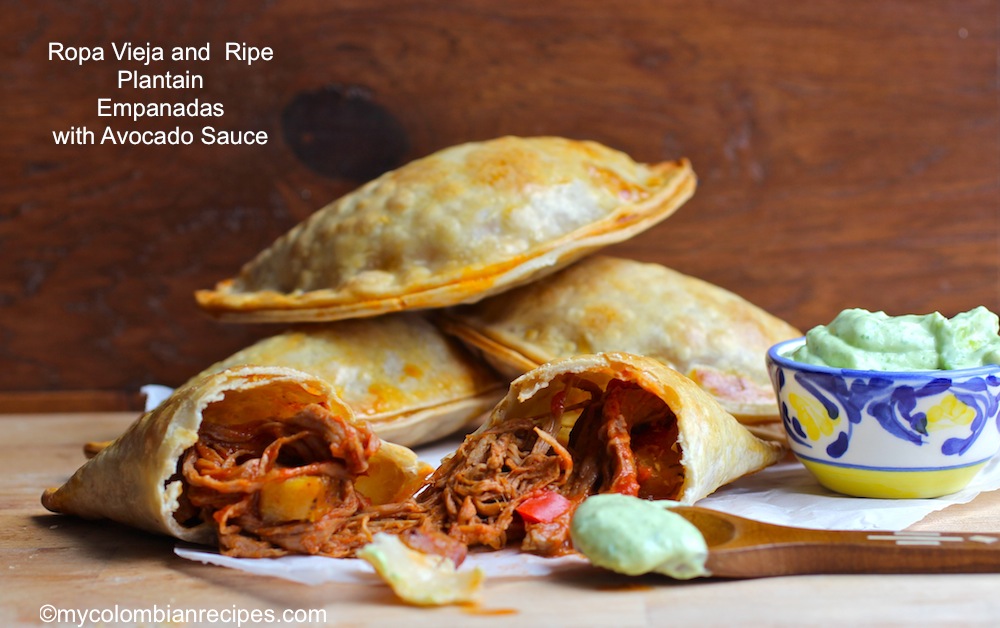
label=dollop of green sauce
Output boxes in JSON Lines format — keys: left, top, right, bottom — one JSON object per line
{"left": 569, "top": 493, "right": 709, "bottom": 579}
{"left": 791, "top": 306, "right": 1000, "bottom": 371}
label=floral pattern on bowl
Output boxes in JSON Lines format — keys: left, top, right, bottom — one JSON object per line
{"left": 767, "top": 338, "right": 1000, "bottom": 498}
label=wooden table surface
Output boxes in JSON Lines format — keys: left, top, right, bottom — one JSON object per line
{"left": 4, "top": 1, "right": 997, "bottom": 400}
{"left": 5, "top": 412, "right": 1000, "bottom": 627}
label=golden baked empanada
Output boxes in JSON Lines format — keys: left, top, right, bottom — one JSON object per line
{"left": 199, "top": 314, "right": 504, "bottom": 447}
{"left": 437, "top": 256, "right": 801, "bottom": 423}
{"left": 195, "top": 137, "right": 695, "bottom": 323}
{"left": 412, "top": 352, "right": 786, "bottom": 554}
{"left": 42, "top": 366, "right": 432, "bottom": 556}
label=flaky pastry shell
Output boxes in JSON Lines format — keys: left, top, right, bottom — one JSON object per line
{"left": 195, "top": 136, "right": 696, "bottom": 322}
{"left": 438, "top": 256, "right": 801, "bottom": 424}
{"left": 200, "top": 314, "right": 504, "bottom": 447}
{"left": 467, "top": 352, "right": 785, "bottom": 504}
{"left": 41, "top": 366, "right": 431, "bottom": 543}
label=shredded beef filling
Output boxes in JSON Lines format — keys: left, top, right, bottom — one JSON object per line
{"left": 174, "top": 379, "right": 683, "bottom": 560}
{"left": 414, "top": 376, "right": 683, "bottom": 556}
{"left": 175, "top": 403, "right": 422, "bottom": 558}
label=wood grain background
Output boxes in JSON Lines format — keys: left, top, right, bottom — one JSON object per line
{"left": 2, "top": 1, "right": 997, "bottom": 408}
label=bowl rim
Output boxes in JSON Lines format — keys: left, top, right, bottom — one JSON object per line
{"left": 767, "top": 337, "right": 1000, "bottom": 379}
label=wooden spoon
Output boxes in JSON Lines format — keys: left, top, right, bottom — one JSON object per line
{"left": 670, "top": 506, "right": 1000, "bottom": 578}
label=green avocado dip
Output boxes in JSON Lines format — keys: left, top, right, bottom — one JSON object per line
{"left": 569, "top": 494, "right": 709, "bottom": 579}
{"left": 790, "top": 306, "right": 1000, "bottom": 371}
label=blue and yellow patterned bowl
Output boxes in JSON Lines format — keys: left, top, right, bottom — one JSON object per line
{"left": 767, "top": 338, "right": 1000, "bottom": 498}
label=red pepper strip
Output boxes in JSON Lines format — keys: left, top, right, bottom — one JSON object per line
{"left": 550, "top": 389, "right": 567, "bottom": 420}
{"left": 516, "top": 489, "right": 572, "bottom": 524}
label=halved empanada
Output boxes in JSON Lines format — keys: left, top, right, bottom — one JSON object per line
{"left": 199, "top": 314, "right": 504, "bottom": 447}
{"left": 437, "top": 256, "right": 801, "bottom": 423}
{"left": 195, "top": 136, "right": 696, "bottom": 323}
{"left": 42, "top": 366, "right": 432, "bottom": 556}
{"left": 413, "top": 352, "right": 786, "bottom": 555}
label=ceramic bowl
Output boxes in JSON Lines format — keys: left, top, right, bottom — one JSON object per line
{"left": 767, "top": 338, "right": 1000, "bottom": 498}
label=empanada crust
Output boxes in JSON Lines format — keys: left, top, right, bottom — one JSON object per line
{"left": 40, "top": 366, "right": 429, "bottom": 542}
{"left": 478, "top": 352, "right": 786, "bottom": 503}
{"left": 196, "top": 137, "right": 695, "bottom": 322}
{"left": 438, "top": 256, "right": 801, "bottom": 422}
{"left": 200, "top": 314, "right": 504, "bottom": 446}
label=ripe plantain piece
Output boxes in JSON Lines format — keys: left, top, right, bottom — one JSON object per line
{"left": 195, "top": 136, "right": 696, "bottom": 323}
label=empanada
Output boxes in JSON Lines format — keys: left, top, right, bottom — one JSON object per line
{"left": 199, "top": 314, "right": 504, "bottom": 447}
{"left": 195, "top": 137, "right": 696, "bottom": 323}
{"left": 42, "top": 365, "right": 432, "bottom": 556}
{"left": 412, "top": 352, "right": 786, "bottom": 555}
{"left": 437, "top": 256, "right": 801, "bottom": 423}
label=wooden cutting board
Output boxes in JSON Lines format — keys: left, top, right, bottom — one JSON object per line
{"left": 4, "top": 412, "right": 1000, "bottom": 626}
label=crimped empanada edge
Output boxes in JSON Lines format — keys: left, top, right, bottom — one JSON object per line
{"left": 194, "top": 159, "right": 697, "bottom": 323}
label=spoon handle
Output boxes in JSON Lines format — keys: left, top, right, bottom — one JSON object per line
{"left": 709, "top": 526, "right": 1000, "bottom": 578}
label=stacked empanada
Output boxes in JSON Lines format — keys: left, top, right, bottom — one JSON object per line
{"left": 437, "top": 255, "right": 802, "bottom": 425}
{"left": 197, "top": 314, "right": 504, "bottom": 447}
{"left": 196, "top": 136, "right": 696, "bottom": 323}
